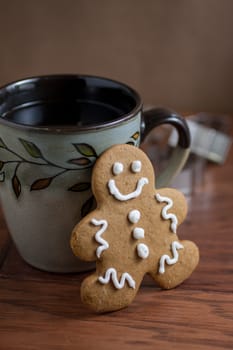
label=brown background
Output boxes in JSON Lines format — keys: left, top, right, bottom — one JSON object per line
{"left": 0, "top": 0, "right": 233, "bottom": 113}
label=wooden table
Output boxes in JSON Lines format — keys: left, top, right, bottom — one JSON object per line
{"left": 0, "top": 120, "right": 233, "bottom": 350}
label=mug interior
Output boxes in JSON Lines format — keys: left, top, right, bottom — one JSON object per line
{"left": 0, "top": 75, "right": 141, "bottom": 130}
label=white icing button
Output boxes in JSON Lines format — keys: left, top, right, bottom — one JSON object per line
{"left": 131, "top": 160, "right": 142, "bottom": 173}
{"left": 128, "top": 210, "right": 141, "bottom": 224}
{"left": 133, "top": 227, "right": 145, "bottom": 239}
{"left": 112, "top": 162, "right": 124, "bottom": 175}
{"left": 137, "top": 243, "right": 149, "bottom": 259}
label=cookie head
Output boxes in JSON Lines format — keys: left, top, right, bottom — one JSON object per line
{"left": 91, "top": 144, "right": 155, "bottom": 202}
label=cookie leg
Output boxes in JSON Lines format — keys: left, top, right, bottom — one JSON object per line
{"left": 150, "top": 240, "right": 199, "bottom": 289}
{"left": 81, "top": 272, "right": 141, "bottom": 313}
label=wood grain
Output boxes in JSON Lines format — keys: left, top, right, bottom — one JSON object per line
{"left": 0, "top": 120, "right": 233, "bottom": 349}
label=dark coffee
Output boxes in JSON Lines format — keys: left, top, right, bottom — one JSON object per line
{"left": 0, "top": 75, "right": 138, "bottom": 128}
{"left": 2, "top": 100, "right": 124, "bottom": 127}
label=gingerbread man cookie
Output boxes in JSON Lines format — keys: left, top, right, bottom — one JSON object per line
{"left": 70, "top": 144, "right": 199, "bottom": 312}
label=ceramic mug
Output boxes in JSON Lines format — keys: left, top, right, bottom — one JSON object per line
{"left": 0, "top": 75, "right": 190, "bottom": 272}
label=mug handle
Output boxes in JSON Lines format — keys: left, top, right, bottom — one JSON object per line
{"left": 141, "top": 107, "right": 190, "bottom": 188}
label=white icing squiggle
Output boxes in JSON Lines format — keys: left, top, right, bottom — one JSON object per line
{"left": 108, "top": 177, "right": 149, "bottom": 201}
{"left": 91, "top": 218, "right": 109, "bottom": 258}
{"left": 98, "top": 268, "right": 136, "bottom": 289}
{"left": 159, "top": 241, "right": 184, "bottom": 274}
{"left": 155, "top": 193, "right": 178, "bottom": 233}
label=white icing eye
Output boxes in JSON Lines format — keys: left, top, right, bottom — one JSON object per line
{"left": 128, "top": 209, "right": 141, "bottom": 224}
{"left": 112, "top": 162, "right": 124, "bottom": 175}
{"left": 131, "top": 160, "right": 142, "bottom": 173}
{"left": 137, "top": 243, "right": 149, "bottom": 259}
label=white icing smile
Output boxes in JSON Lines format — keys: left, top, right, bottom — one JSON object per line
{"left": 108, "top": 177, "right": 149, "bottom": 201}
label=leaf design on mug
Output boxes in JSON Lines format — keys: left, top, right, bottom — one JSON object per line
{"left": 81, "top": 196, "right": 95, "bottom": 217}
{"left": 127, "top": 131, "right": 140, "bottom": 146}
{"left": 68, "top": 182, "right": 91, "bottom": 192}
{"left": 12, "top": 175, "right": 21, "bottom": 198}
{"left": 0, "top": 138, "right": 7, "bottom": 149}
{"left": 67, "top": 158, "right": 92, "bottom": 166}
{"left": 0, "top": 161, "right": 4, "bottom": 171}
{"left": 73, "top": 143, "right": 97, "bottom": 158}
{"left": 19, "top": 138, "right": 43, "bottom": 159}
{"left": 131, "top": 131, "right": 140, "bottom": 140}
{"left": 0, "top": 137, "right": 98, "bottom": 199}
{"left": 30, "top": 177, "right": 54, "bottom": 191}
{"left": 0, "top": 172, "right": 5, "bottom": 182}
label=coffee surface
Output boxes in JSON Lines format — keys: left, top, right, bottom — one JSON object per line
{"left": 2, "top": 100, "right": 124, "bottom": 127}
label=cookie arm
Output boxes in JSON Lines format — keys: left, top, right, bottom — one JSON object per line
{"left": 70, "top": 212, "right": 108, "bottom": 262}
{"left": 155, "top": 188, "right": 188, "bottom": 226}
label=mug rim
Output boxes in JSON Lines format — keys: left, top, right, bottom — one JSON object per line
{"left": 0, "top": 74, "right": 142, "bottom": 133}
